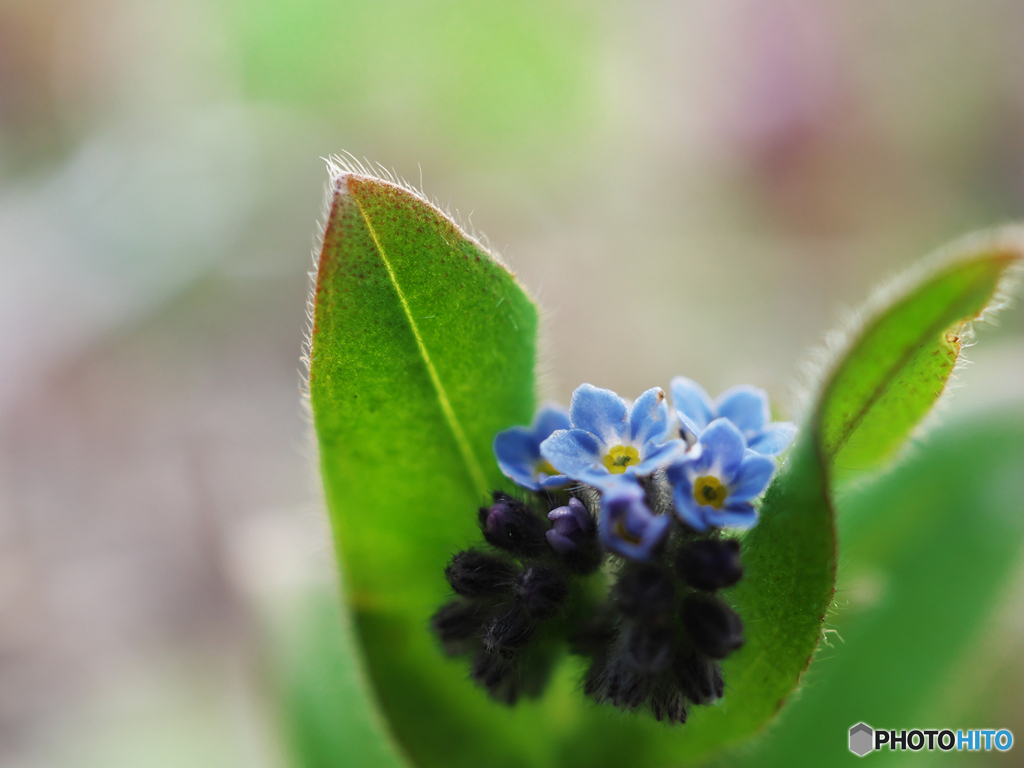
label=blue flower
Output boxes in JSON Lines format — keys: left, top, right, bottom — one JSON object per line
{"left": 493, "top": 404, "right": 572, "bottom": 490}
{"left": 546, "top": 497, "right": 593, "bottom": 554}
{"left": 539, "top": 384, "right": 683, "bottom": 489}
{"left": 666, "top": 418, "right": 776, "bottom": 532}
{"left": 670, "top": 376, "right": 796, "bottom": 456}
{"left": 598, "top": 478, "right": 672, "bottom": 561}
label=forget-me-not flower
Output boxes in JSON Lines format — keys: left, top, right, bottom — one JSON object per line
{"left": 598, "top": 478, "right": 672, "bottom": 561}
{"left": 539, "top": 384, "right": 683, "bottom": 489}
{"left": 493, "top": 404, "right": 572, "bottom": 491}
{"left": 670, "top": 376, "right": 796, "bottom": 456}
{"left": 666, "top": 418, "right": 776, "bottom": 531}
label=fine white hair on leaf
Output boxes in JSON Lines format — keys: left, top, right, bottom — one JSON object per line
{"left": 791, "top": 225, "right": 1024, "bottom": 428}
{"left": 302, "top": 154, "right": 543, "bottom": 424}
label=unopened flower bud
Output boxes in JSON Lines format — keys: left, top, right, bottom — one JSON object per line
{"left": 471, "top": 650, "right": 519, "bottom": 705}
{"left": 479, "top": 492, "right": 548, "bottom": 557}
{"left": 481, "top": 605, "right": 535, "bottom": 659}
{"left": 649, "top": 687, "right": 688, "bottom": 724}
{"left": 623, "top": 621, "right": 673, "bottom": 673}
{"left": 673, "top": 649, "right": 725, "bottom": 705}
{"left": 431, "top": 600, "right": 489, "bottom": 655}
{"left": 514, "top": 564, "right": 568, "bottom": 619}
{"left": 676, "top": 538, "right": 743, "bottom": 591}
{"left": 614, "top": 564, "right": 676, "bottom": 619}
{"left": 445, "top": 550, "right": 518, "bottom": 599}
{"left": 546, "top": 497, "right": 593, "bottom": 553}
{"left": 681, "top": 596, "right": 744, "bottom": 659}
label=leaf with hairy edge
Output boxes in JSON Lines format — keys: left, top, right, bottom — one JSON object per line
{"left": 309, "top": 166, "right": 541, "bottom": 768}
{"left": 816, "top": 233, "right": 1022, "bottom": 481}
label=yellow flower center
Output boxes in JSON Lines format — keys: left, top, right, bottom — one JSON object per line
{"left": 693, "top": 475, "right": 728, "bottom": 509}
{"left": 603, "top": 445, "right": 640, "bottom": 474}
{"left": 535, "top": 459, "right": 559, "bottom": 477}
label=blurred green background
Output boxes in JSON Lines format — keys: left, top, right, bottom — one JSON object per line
{"left": 1, "top": 0, "right": 1024, "bottom": 766}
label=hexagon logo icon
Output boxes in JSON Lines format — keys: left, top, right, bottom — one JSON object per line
{"left": 849, "top": 723, "right": 874, "bottom": 756}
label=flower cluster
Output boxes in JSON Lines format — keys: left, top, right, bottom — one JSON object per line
{"left": 431, "top": 378, "right": 794, "bottom": 722}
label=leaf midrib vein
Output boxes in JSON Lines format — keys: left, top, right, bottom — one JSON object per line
{"left": 355, "top": 196, "right": 490, "bottom": 499}
{"left": 825, "top": 270, "right": 992, "bottom": 459}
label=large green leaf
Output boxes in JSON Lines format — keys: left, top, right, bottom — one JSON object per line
{"left": 719, "top": 411, "right": 1024, "bottom": 768}
{"left": 817, "top": 239, "right": 1020, "bottom": 481}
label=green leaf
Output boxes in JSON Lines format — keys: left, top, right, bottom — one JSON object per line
{"left": 816, "top": 237, "right": 1021, "bottom": 481}
{"left": 309, "top": 168, "right": 541, "bottom": 765}
{"left": 720, "top": 411, "right": 1024, "bottom": 768}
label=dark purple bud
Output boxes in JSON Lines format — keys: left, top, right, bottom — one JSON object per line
{"left": 514, "top": 564, "right": 568, "bottom": 619}
{"left": 479, "top": 492, "right": 548, "bottom": 557}
{"left": 623, "top": 622, "right": 673, "bottom": 674}
{"left": 481, "top": 605, "right": 535, "bottom": 659}
{"left": 676, "top": 538, "right": 743, "bottom": 591}
{"left": 681, "top": 596, "right": 744, "bottom": 659}
{"left": 471, "top": 650, "right": 519, "bottom": 705}
{"left": 649, "top": 687, "right": 688, "bottom": 724}
{"left": 588, "top": 654, "right": 651, "bottom": 711}
{"left": 445, "top": 550, "right": 518, "bottom": 599}
{"left": 674, "top": 649, "right": 725, "bottom": 705}
{"left": 546, "top": 497, "right": 593, "bottom": 553}
{"left": 614, "top": 564, "right": 676, "bottom": 619}
{"left": 431, "top": 600, "right": 489, "bottom": 655}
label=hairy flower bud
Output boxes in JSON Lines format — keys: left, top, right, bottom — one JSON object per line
{"left": 623, "top": 621, "right": 674, "bottom": 673}
{"left": 676, "top": 538, "right": 744, "bottom": 591}
{"left": 649, "top": 686, "right": 689, "bottom": 724}
{"left": 681, "top": 596, "right": 745, "bottom": 659}
{"left": 471, "top": 650, "right": 520, "bottom": 705}
{"left": 514, "top": 564, "right": 569, "bottom": 619}
{"left": 445, "top": 549, "right": 518, "bottom": 599}
{"left": 673, "top": 649, "right": 725, "bottom": 705}
{"left": 481, "top": 605, "right": 535, "bottom": 659}
{"left": 614, "top": 564, "right": 676, "bottom": 619}
{"left": 479, "top": 492, "right": 549, "bottom": 557}
{"left": 431, "top": 600, "right": 489, "bottom": 655}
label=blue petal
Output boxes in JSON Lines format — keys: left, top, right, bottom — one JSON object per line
{"left": 709, "top": 502, "right": 759, "bottom": 529}
{"left": 634, "top": 438, "right": 686, "bottom": 476}
{"left": 729, "top": 450, "right": 776, "bottom": 502}
{"left": 569, "top": 384, "right": 629, "bottom": 445}
{"left": 716, "top": 386, "right": 770, "bottom": 435}
{"left": 698, "top": 418, "right": 746, "bottom": 480}
{"left": 493, "top": 427, "right": 542, "bottom": 490}
{"left": 540, "top": 428, "right": 606, "bottom": 483}
{"left": 672, "top": 486, "right": 710, "bottom": 532}
{"left": 748, "top": 422, "right": 797, "bottom": 455}
{"left": 675, "top": 410, "right": 704, "bottom": 443}
{"left": 537, "top": 472, "right": 570, "bottom": 489}
{"left": 670, "top": 376, "right": 714, "bottom": 433}
{"left": 629, "top": 387, "right": 670, "bottom": 445}
{"left": 599, "top": 481, "right": 671, "bottom": 561}
{"left": 532, "top": 403, "right": 572, "bottom": 440}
